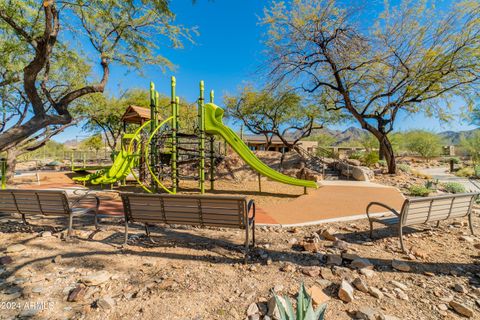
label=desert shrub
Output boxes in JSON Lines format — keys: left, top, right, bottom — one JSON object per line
{"left": 475, "top": 165, "right": 480, "bottom": 178}
{"left": 348, "top": 152, "right": 364, "bottom": 160}
{"left": 442, "top": 182, "right": 466, "bottom": 194}
{"left": 273, "top": 283, "right": 326, "bottom": 320}
{"left": 404, "top": 130, "right": 443, "bottom": 160}
{"left": 397, "top": 163, "right": 411, "bottom": 173}
{"left": 409, "top": 185, "right": 431, "bottom": 197}
{"left": 455, "top": 167, "right": 475, "bottom": 178}
{"left": 443, "top": 156, "right": 460, "bottom": 164}
{"left": 363, "top": 151, "right": 379, "bottom": 167}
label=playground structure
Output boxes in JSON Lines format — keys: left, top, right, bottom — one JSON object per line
{"left": 73, "top": 77, "right": 318, "bottom": 193}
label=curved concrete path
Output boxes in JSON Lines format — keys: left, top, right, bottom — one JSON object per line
{"left": 416, "top": 167, "right": 480, "bottom": 192}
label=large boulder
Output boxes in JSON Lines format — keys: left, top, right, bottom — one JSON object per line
{"left": 336, "top": 161, "right": 374, "bottom": 181}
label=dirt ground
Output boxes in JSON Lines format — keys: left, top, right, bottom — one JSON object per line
{"left": 1, "top": 210, "right": 480, "bottom": 320}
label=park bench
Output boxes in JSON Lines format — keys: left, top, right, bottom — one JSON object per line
{"left": 120, "top": 193, "right": 256, "bottom": 262}
{"left": 0, "top": 189, "right": 100, "bottom": 236}
{"left": 367, "top": 192, "right": 478, "bottom": 252}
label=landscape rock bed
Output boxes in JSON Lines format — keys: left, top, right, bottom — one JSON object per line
{"left": 1, "top": 211, "right": 479, "bottom": 319}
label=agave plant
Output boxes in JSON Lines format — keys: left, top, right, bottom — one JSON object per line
{"left": 273, "top": 283, "right": 327, "bottom": 320}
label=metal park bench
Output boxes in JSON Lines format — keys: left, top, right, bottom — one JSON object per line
{"left": 0, "top": 189, "right": 100, "bottom": 236}
{"left": 367, "top": 192, "right": 478, "bottom": 252}
{"left": 120, "top": 193, "right": 256, "bottom": 262}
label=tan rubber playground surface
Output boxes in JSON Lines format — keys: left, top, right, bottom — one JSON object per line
{"left": 14, "top": 173, "right": 405, "bottom": 226}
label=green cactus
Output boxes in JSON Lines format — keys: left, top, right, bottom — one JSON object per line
{"left": 273, "top": 283, "right": 327, "bottom": 320}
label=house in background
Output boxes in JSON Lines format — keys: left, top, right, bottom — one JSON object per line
{"left": 242, "top": 135, "right": 318, "bottom": 153}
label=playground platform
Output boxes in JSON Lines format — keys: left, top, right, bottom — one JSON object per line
{"left": 16, "top": 179, "right": 405, "bottom": 226}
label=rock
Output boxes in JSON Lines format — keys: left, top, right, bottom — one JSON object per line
{"left": 67, "top": 285, "right": 86, "bottom": 302}
{"left": 5, "top": 244, "right": 26, "bottom": 253}
{"left": 319, "top": 227, "right": 337, "bottom": 241}
{"left": 378, "top": 315, "right": 401, "bottom": 320}
{"left": 390, "top": 280, "right": 408, "bottom": 291}
{"left": 346, "top": 159, "right": 361, "bottom": 166}
{"left": 437, "top": 304, "right": 448, "bottom": 311}
{"left": 246, "top": 302, "right": 259, "bottom": 316}
{"left": 337, "top": 161, "right": 374, "bottom": 181}
{"left": 459, "top": 236, "right": 474, "bottom": 243}
{"left": 308, "top": 285, "right": 330, "bottom": 306}
{"left": 333, "top": 240, "right": 350, "bottom": 250}
{"left": 411, "top": 246, "right": 428, "bottom": 259}
{"left": 326, "top": 254, "right": 342, "bottom": 266}
{"left": 40, "top": 231, "right": 52, "bottom": 237}
{"left": 338, "top": 280, "right": 354, "bottom": 303}
{"left": 360, "top": 268, "right": 375, "bottom": 278}
{"left": 352, "top": 277, "right": 369, "bottom": 293}
{"left": 453, "top": 283, "right": 468, "bottom": 293}
{"left": 316, "top": 279, "right": 333, "bottom": 287}
{"left": 52, "top": 255, "right": 62, "bottom": 264}
{"left": 97, "top": 296, "right": 115, "bottom": 310}
{"left": 355, "top": 306, "right": 377, "bottom": 320}
{"left": 280, "top": 264, "right": 295, "bottom": 273}
{"left": 302, "top": 242, "right": 321, "bottom": 253}
{"left": 351, "top": 258, "right": 373, "bottom": 270}
{"left": 320, "top": 268, "right": 335, "bottom": 280}
{"left": 81, "top": 270, "right": 111, "bottom": 286}
{"left": 392, "top": 259, "right": 411, "bottom": 272}
{"left": 31, "top": 286, "right": 43, "bottom": 294}
{"left": 301, "top": 267, "right": 320, "bottom": 277}
{"left": 449, "top": 300, "right": 474, "bottom": 318}
{"left": 248, "top": 315, "right": 260, "bottom": 320}
{"left": 0, "top": 256, "right": 13, "bottom": 265}
{"left": 394, "top": 288, "right": 408, "bottom": 300}
{"left": 267, "top": 295, "right": 287, "bottom": 318}
{"left": 288, "top": 238, "right": 298, "bottom": 245}
{"left": 368, "top": 287, "right": 384, "bottom": 299}
{"left": 272, "top": 284, "right": 284, "bottom": 293}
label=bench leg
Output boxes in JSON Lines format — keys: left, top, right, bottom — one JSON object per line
{"left": 67, "top": 213, "right": 73, "bottom": 237}
{"left": 124, "top": 220, "right": 129, "bottom": 245}
{"left": 469, "top": 213, "right": 475, "bottom": 235}
{"left": 251, "top": 220, "right": 256, "bottom": 248}
{"left": 244, "top": 226, "right": 250, "bottom": 264}
{"left": 145, "top": 224, "right": 155, "bottom": 243}
{"left": 399, "top": 224, "right": 406, "bottom": 253}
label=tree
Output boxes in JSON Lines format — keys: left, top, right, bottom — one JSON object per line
{"left": 404, "top": 130, "right": 443, "bottom": 160}
{"left": 81, "top": 134, "right": 103, "bottom": 157}
{"left": 82, "top": 89, "right": 198, "bottom": 151}
{"left": 0, "top": 0, "right": 195, "bottom": 178}
{"left": 261, "top": 0, "right": 480, "bottom": 173}
{"left": 224, "top": 85, "right": 339, "bottom": 153}
{"left": 460, "top": 131, "right": 480, "bottom": 164}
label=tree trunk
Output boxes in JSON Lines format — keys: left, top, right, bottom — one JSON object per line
{"left": 378, "top": 136, "right": 396, "bottom": 174}
{"left": 5, "top": 147, "right": 18, "bottom": 184}
{"left": 379, "top": 141, "right": 386, "bottom": 160}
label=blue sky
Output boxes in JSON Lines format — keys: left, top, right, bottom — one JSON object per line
{"left": 54, "top": 0, "right": 476, "bottom": 142}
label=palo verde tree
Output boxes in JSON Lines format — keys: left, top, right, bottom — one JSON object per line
{"left": 82, "top": 89, "right": 197, "bottom": 151}
{"left": 404, "top": 130, "right": 443, "bottom": 160}
{"left": 224, "top": 86, "right": 339, "bottom": 153}
{"left": 0, "top": 0, "right": 196, "bottom": 176}
{"left": 261, "top": 0, "right": 480, "bottom": 173}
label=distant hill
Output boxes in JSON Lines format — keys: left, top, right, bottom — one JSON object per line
{"left": 310, "top": 126, "right": 480, "bottom": 146}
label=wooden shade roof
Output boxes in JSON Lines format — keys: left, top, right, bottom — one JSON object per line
{"left": 121, "top": 105, "right": 161, "bottom": 124}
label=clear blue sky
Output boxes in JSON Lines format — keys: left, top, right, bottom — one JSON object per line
{"left": 54, "top": 0, "right": 475, "bottom": 142}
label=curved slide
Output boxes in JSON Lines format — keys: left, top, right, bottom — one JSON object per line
{"left": 204, "top": 103, "right": 318, "bottom": 189}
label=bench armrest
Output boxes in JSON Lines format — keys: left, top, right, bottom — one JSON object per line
{"left": 366, "top": 201, "right": 400, "bottom": 220}
{"left": 247, "top": 199, "right": 255, "bottom": 226}
{"left": 70, "top": 192, "right": 100, "bottom": 212}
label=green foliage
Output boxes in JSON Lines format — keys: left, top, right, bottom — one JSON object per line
{"left": 363, "top": 151, "right": 379, "bottom": 167}
{"left": 360, "top": 134, "right": 378, "bottom": 152}
{"left": 475, "top": 166, "right": 480, "bottom": 178}
{"left": 460, "top": 131, "right": 480, "bottom": 164}
{"left": 404, "top": 131, "right": 443, "bottom": 160}
{"left": 81, "top": 135, "right": 103, "bottom": 152}
{"left": 224, "top": 86, "right": 342, "bottom": 147}
{"left": 455, "top": 167, "right": 475, "bottom": 177}
{"left": 348, "top": 152, "right": 364, "bottom": 161}
{"left": 307, "top": 133, "right": 337, "bottom": 147}
{"left": 18, "top": 141, "right": 67, "bottom": 162}
{"left": 409, "top": 185, "right": 431, "bottom": 197}
{"left": 442, "top": 182, "right": 466, "bottom": 194}
{"left": 397, "top": 164, "right": 411, "bottom": 173}
{"left": 443, "top": 157, "right": 461, "bottom": 164}
{"left": 273, "top": 283, "right": 326, "bottom": 320}
{"left": 378, "top": 160, "right": 386, "bottom": 167}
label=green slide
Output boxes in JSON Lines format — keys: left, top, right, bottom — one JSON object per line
{"left": 90, "top": 147, "right": 135, "bottom": 185}
{"left": 204, "top": 103, "right": 318, "bottom": 189}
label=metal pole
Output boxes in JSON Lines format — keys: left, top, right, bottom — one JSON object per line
{"left": 258, "top": 172, "right": 262, "bottom": 193}
{"left": 1, "top": 160, "right": 6, "bottom": 190}
{"left": 175, "top": 96, "right": 180, "bottom": 191}
{"left": 210, "top": 90, "right": 214, "bottom": 104}
{"left": 198, "top": 81, "right": 205, "bottom": 194}
{"left": 71, "top": 151, "right": 74, "bottom": 171}
{"left": 210, "top": 136, "right": 215, "bottom": 190}
{"left": 171, "top": 76, "right": 177, "bottom": 194}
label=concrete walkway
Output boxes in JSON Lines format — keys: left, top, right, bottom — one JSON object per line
{"left": 416, "top": 167, "right": 480, "bottom": 192}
